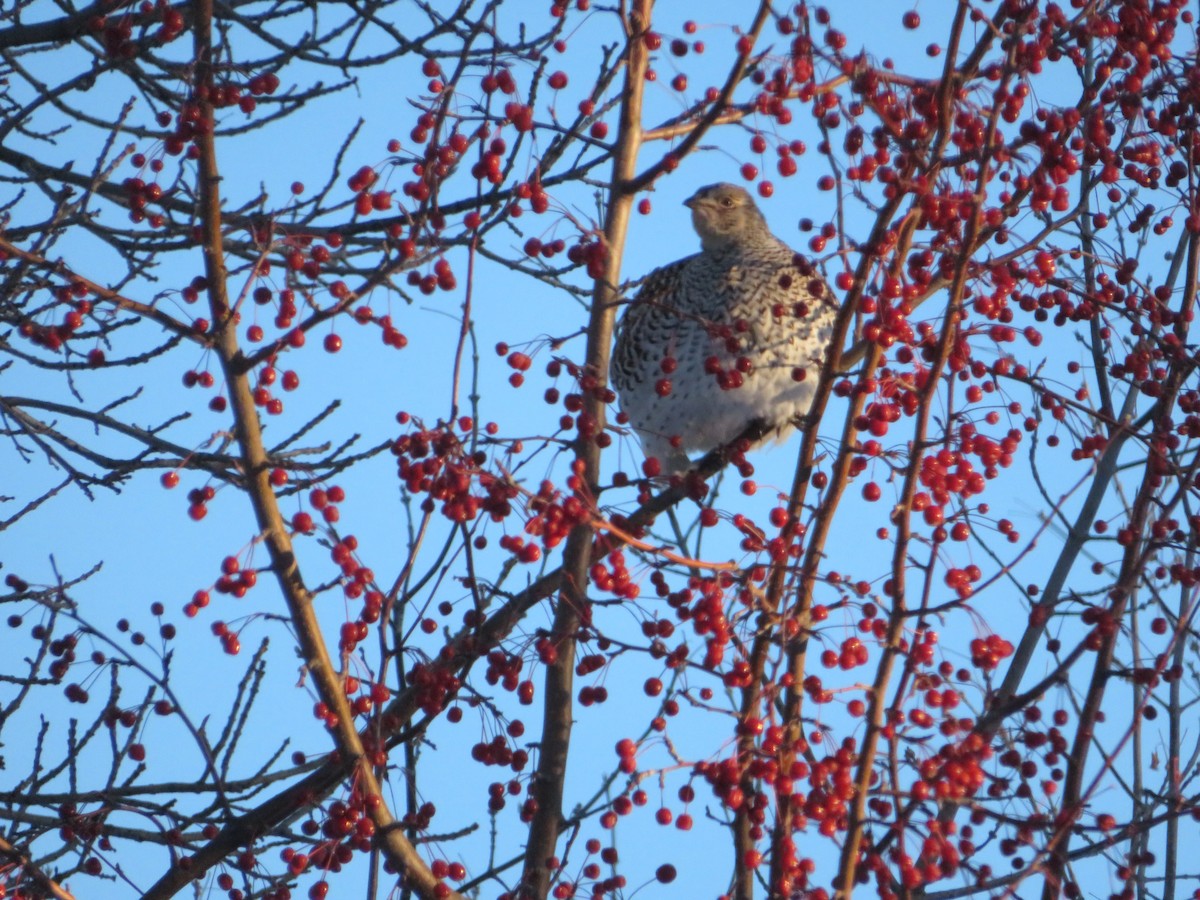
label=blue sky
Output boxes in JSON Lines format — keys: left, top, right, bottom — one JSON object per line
{"left": 2, "top": 2, "right": 1191, "bottom": 898}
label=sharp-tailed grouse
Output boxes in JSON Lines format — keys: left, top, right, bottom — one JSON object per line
{"left": 612, "top": 183, "right": 837, "bottom": 473}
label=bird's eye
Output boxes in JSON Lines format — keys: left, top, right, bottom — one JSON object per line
{"left": 720, "top": 197, "right": 735, "bottom": 208}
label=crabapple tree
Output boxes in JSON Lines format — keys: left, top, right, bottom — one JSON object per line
{"left": 2, "top": 1, "right": 1200, "bottom": 900}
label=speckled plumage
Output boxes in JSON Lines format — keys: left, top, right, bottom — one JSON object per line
{"left": 612, "top": 183, "right": 837, "bottom": 472}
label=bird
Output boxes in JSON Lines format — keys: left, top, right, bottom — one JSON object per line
{"left": 611, "top": 183, "right": 837, "bottom": 474}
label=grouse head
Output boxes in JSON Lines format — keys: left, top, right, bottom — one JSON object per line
{"left": 684, "top": 183, "right": 772, "bottom": 254}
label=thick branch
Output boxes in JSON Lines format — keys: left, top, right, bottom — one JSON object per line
{"left": 518, "top": 3, "right": 650, "bottom": 897}
{"left": 185, "top": 3, "right": 444, "bottom": 897}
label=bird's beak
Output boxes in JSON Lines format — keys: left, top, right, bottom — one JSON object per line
{"left": 683, "top": 194, "right": 700, "bottom": 210}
